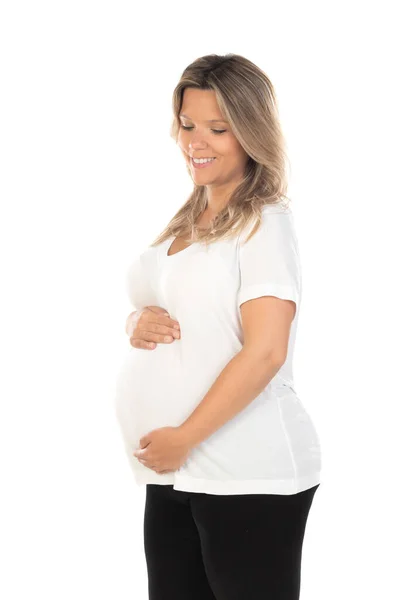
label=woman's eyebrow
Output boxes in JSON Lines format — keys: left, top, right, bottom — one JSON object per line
{"left": 179, "top": 113, "right": 228, "bottom": 123}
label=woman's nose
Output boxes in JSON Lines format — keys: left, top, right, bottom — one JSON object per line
{"left": 189, "top": 138, "right": 207, "bottom": 149}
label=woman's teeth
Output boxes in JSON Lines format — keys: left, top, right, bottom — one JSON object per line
{"left": 193, "top": 157, "right": 215, "bottom": 164}
{"left": 191, "top": 157, "right": 216, "bottom": 169}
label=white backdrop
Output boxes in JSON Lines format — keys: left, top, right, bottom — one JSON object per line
{"left": 1, "top": 1, "right": 399, "bottom": 598}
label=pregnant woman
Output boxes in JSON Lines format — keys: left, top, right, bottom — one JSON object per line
{"left": 114, "top": 53, "right": 322, "bottom": 600}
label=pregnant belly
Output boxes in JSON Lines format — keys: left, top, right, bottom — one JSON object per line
{"left": 114, "top": 339, "right": 237, "bottom": 452}
{"left": 114, "top": 344, "right": 190, "bottom": 451}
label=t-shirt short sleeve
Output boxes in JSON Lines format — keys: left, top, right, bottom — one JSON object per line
{"left": 237, "top": 205, "right": 301, "bottom": 314}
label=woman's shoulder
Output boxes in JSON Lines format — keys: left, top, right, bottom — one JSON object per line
{"left": 261, "top": 199, "right": 292, "bottom": 216}
{"left": 238, "top": 200, "right": 293, "bottom": 242}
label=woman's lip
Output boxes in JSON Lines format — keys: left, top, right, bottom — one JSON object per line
{"left": 190, "top": 157, "right": 216, "bottom": 169}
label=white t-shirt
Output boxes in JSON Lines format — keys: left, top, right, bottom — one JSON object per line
{"left": 114, "top": 201, "right": 322, "bottom": 495}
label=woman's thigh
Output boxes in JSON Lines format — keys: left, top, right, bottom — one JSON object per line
{"left": 143, "top": 484, "right": 217, "bottom": 600}
{"left": 190, "top": 484, "right": 320, "bottom": 600}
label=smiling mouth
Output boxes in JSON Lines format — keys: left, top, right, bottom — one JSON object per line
{"left": 190, "top": 157, "right": 217, "bottom": 169}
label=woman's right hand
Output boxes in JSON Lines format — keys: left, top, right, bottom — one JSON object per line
{"left": 126, "top": 306, "right": 181, "bottom": 350}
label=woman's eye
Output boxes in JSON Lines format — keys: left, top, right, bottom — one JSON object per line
{"left": 180, "top": 125, "right": 226, "bottom": 135}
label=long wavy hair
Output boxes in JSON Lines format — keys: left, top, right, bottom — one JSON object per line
{"left": 149, "top": 53, "right": 291, "bottom": 248}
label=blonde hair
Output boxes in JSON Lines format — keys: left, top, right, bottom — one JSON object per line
{"left": 150, "top": 53, "right": 291, "bottom": 248}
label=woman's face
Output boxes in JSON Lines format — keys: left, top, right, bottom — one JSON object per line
{"left": 177, "top": 88, "right": 248, "bottom": 187}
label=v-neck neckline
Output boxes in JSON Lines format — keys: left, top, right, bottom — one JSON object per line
{"left": 164, "top": 236, "right": 199, "bottom": 258}
{"left": 162, "top": 220, "right": 213, "bottom": 259}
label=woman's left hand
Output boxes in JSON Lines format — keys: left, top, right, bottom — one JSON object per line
{"left": 133, "top": 426, "right": 192, "bottom": 474}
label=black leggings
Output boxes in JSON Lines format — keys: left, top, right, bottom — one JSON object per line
{"left": 144, "top": 483, "right": 320, "bottom": 600}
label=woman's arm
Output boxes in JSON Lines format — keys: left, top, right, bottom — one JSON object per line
{"left": 178, "top": 294, "right": 294, "bottom": 448}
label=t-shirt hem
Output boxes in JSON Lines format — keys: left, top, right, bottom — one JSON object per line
{"left": 133, "top": 469, "right": 322, "bottom": 495}
{"left": 238, "top": 283, "right": 299, "bottom": 310}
